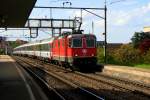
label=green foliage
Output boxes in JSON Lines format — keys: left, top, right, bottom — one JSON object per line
{"left": 131, "top": 32, "right": 150, "bottom": 48}
{"left": 97, "top": 48, "right": 119, "bottom": 64}
{"left": 8, "top": 41, "right": 20, "bottom": 48}
{"left": 97, "top": 43, "right": 150, "bottom": 67}
{"left": 97, "top": 32, "right": 150, "bottom": 69}
{"left": 135, "top": 64, "right": 150, "bottom": 69}
{"left": 97, "top": 48, "right": 105, "bottom": 64}
{"left": 142, "top": 49, "right": 150, "bottom": 64}
{"left": 114, "top": 44, "right": 141, "bottom": 65}
{"left": 0, "top": 49, "right": 5, "bottom": 54}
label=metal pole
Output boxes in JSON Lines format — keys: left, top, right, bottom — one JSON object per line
{"left": 104, "top": 3, "right": 107, "bottom": 64}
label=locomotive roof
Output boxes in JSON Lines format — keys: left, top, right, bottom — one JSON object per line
{"left": 67, "top": 34, "right": 96, "bottom": 38}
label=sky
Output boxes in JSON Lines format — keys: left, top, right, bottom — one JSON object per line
{"left": 1, "top": 0, "right": 150, "bottom": 43}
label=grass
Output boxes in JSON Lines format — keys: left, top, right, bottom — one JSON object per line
{"left": 134, "top": 64, "right": 150, "bottom": 69}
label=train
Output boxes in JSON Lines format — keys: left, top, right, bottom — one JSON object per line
{"left": 13, "top": 31, "right": 98, "bottom": 70}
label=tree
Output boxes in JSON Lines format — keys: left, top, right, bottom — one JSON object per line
{"left": 131, "top": 32, "right": 150, "bottom": 48}
{"left": 143, "top": 49, "right": 150, "bottom": 64}
{"left": 139, "top": 39, "right": 150, "bottom": 54}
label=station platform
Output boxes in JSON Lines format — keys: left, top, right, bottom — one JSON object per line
{"left": 0, "top": 55, "right": 48, "bottom": 100}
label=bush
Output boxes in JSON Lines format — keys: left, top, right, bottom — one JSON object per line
{"left": 114, "top": 44, "right": 141, "bottom": 65}
{"left": 97, "top": 48, "right": 105, "bottom": 64}
{"left": 97, "top": 44, "right": 147, "bottom": 66}
{"left": 97, "top": 48, "right": 119, "bottom": 64}
{"left": 143, "top": 49, "right": 150, "bottom": 64}
{"left": 0, "top": 49, "right": 5, "bottom": 54}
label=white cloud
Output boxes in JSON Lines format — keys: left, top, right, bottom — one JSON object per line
{"left": 110, "top": 2, "right": 150, "bottom": 26}
{"left": 121, "top": 0, "right": 138, "bottom": 6}
{"left": 110, "top": 11, "right": 131, "bottom": 26}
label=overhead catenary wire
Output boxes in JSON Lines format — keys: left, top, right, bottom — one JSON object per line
{"left": 109, "top": 0, "right": 129, "bottom": 5}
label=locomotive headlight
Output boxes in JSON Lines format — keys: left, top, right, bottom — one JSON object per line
{"left": 75, "top": 54, "right": 78, "bottom": 56}
{"left": 92, "top": 54, "right": 94, "bottom": 56}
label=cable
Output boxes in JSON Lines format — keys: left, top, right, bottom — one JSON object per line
{"left": 39, "top": 29, "right": 52, "bottom": 36}
{"left": 110, "top": 0, "right": 128, "bottom": 5}
{"left": 50, "top": 0, "right": 69, "bottom": 3}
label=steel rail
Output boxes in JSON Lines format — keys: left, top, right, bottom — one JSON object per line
{"left": 15, "top": 56, "right": 104, "bottom": 100}
{"left": 15, "top": 58, "right": 66, "bottom": 100}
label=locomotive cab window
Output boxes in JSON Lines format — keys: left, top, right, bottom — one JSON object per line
{"left": 86, "top": 37, "right": 95, "bottom": 48}
{"left": 72, "top": 38, "right": 82, "bottom": 48}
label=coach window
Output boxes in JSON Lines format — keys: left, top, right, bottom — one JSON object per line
{"left": 24, "top": 47, "right": 26, "bottom": 50}
{"left": 37, "top": 45, "right": 40, "bottom": 51}
{"left": 27, "top": 46, "right": 29, "bottom": 50}
{"left": 39, "top": 45, "right": 41, "bottom": 51}
{"left": 49, "top": 44, "right": 51, "bottom": 51}
{"left": 27, "top": 46, "right": 30, "bottom": 51}
{"left": 41, "top": 44, "right": 49, "bottom": 51}
{"left": 34, "top": 45, "right": 36, "bottom": 51}
{"left": 29, "top": 46, "right": 30, "bottom": 50}
{"left": 35, "top": 45, "right": 38, "bottom": 51}
{"left": 29, "top": 46, "right": 31, "bottom": 50}
{"left": 46, "top": 44, "right": 49, "bottom": 51}
{"left": 30, "top": 46, "right": 32, "bottom": 50}
{"left": 28, "top": 46, "right": 30, "bottom": 51}
{"left": 40, "top": 45, "right": 42, "bottom": 51}
{"left": 30, "top": 46, "right": 32, "bottom": 51}
{"left": 36, "top": 45, "right": 38, "bottom": 51}
{"left": 41, "top": 44, "right": 44, "bottom": 51}
{"left": 32, "top": 46, "right": 34, "bottom": 50}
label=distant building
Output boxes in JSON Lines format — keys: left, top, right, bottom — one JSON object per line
{"left": 16, "top": 39, "right": 28, "bottom": 45}
{"left": 0, "top": 36, "right": 6, "bottom": 48}
{"left": 0, "top": 38, "right": 28, "bottom": 55}
{"left": 97, "top": 41, "right": 105, "bottom": 47}
{"left": 0, "top": 36, "right": 7, "bottom": 54}
{"left": 143, "top": 26, "right": 150, "bottom": 32}
{"left": 97, "top": 41, "right": 123, "bottom": 50}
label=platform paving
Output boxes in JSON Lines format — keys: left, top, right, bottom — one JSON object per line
{"left": 0, "top": 55, "right": 48, "bottom": 100}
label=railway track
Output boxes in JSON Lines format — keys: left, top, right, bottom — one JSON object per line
{"left": 94, "top": 72, "right": 150, "bottom": 93}
{"left": 14, "top": 56, "right": 150, "bottom": 100}
{"left": 74, "top": 71, "right": 150, "bottom": 96}
{"left": 15, "top": 56, "right": 104, "bottom": 100}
